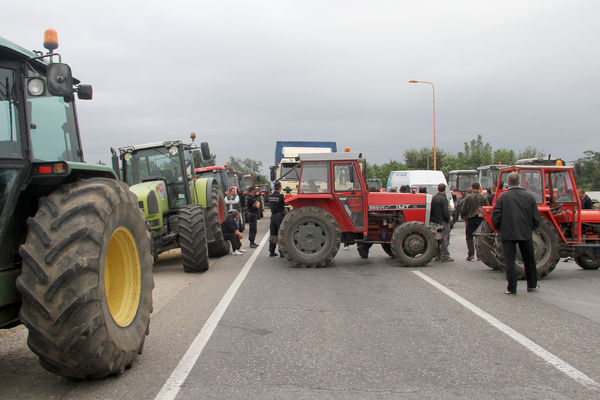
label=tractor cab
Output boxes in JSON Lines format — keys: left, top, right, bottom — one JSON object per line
{"left": 118, "top": 141, "right": 198, "bottom": 209}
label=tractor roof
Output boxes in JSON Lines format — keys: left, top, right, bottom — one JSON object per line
{"left": 0, "top": 36, "right": 41, "bottom": 61}
{"left": 299, "top": 152, "right": 362, "bottom": 162}
{"left": 119, "top": 140, "right": 187, "bottom": 153}
{"left": 503, "top": 164, "right": 572, "bottom": 170}
{"left": 449, "top": 169, "right": 478, "bottom": 174}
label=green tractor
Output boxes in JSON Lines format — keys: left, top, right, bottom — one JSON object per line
{"left": 111, "top": 136, "right": 230, "bottom": 272}
{"left": 0, "top": 31, "right": 153, "bottom": 378}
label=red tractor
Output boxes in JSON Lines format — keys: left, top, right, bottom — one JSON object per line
{"left": 278, "top": 153, "right": 439, "bottom": 267}
{"left": 475, "top": 164, "right": 600, "bottom": 278}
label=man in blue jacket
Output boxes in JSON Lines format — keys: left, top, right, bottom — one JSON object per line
{"left": 492, "top": 172, "right": 541, "bottom": 294}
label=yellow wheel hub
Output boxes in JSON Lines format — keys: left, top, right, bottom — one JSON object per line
{"left": 104, "top": 227, "right": 141, "bottom": 327}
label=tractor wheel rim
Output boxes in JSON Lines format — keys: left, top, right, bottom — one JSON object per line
{"left": 105, "top": 227, "right": 142, "bottom": 327}
{"left": 293, "top": 222, "right": 326, "bottom": 253}
{"left": 403, "top": 233, "right": 426, "bottom": 256}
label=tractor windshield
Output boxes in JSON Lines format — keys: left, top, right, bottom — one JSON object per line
{"left": 28, "top": 96, "right": 82, "bottom": 162}
{"left": 123, "top": 146, "right": 184, "bottom": 187}
{"left": 0, "top": 67, "right": 22, "bottom": 158}
{"left": 299, "top": 162, "right": 330, "bottom": 193}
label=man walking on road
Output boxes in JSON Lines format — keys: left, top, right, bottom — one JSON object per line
{"left": 431, "top": 183, "right": 453, "bottom": 262}
{"left": 246, "top": 187, "right": 261, "bottom": 248}
{"left": 492, "top": 172, "right": 541, "bottom": 295}
{"left": 268, "top": 182, "right": 286, "bottom": 257}
{"left": 461, "top": 182, "right": 489, "bottom": 261}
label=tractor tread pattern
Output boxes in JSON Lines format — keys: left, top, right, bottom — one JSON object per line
{"left": 178, "top": 205, "right": 210, "bottom": 272}
{"left": 16, "top": 178, "right": 153, "bottom": 378}
{"left": 278, "top": 206, "right": 340, "bottom": 268}
{"left": 206, "top": 184, "right": 230, "bottom": 257}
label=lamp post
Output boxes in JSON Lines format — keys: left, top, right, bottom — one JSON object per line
{"left": 409, "top": 80, "right": 436, "bottom": 170}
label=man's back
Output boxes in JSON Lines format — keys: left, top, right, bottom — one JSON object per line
{"left": 431, "top": 192, "right": 449, "bottom": 224}
{"left": 492, "top": 187, "right": 540, "bottom": 241}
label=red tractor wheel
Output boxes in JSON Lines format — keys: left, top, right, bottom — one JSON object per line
{"left": 474, "top": 220, "right": 501, "bottom": 270}
{"left": 278, "top": 206, "right": 340, "bottom": 268}
{"left": 390, "top": 221, "right": 436, "bottom": 267}
{"left": 574, "top": 253, "right": 600, "bottom": 270}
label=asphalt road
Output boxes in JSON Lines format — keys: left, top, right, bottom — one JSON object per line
{"left": 1, "top": 215, "right": 599, "bottom": 399}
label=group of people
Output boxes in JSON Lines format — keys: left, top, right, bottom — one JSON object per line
{"left": 221, "top": 182, "right": 286, "bottom": 257}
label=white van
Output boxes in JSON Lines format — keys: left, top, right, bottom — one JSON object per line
{"left": 387, "top": 170, "right": 455, "bottom": 210}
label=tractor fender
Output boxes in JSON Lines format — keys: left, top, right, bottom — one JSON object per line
{"left": 129, "top": 180, "right": 169, "bottom": 229}
{"left": 191, "top": 177, "right": 216, "bottom": 207}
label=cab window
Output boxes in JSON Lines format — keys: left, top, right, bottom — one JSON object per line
{"left": 299, "top": 162, "right": 330, "bottom": 193}
{"left": 519, "top": 169, "right": 543, "bottom": 203}
{"left": 334, "top": 163, "right": 361, "bottom": 192}
{"left": 548, "top": 171, "right": 576, "bottom": 203}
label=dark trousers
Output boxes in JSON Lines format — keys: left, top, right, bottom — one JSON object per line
{"left": 269, "top": 213, "right": 283, "bottom": 254}
{"left": 502, "top": 240, "right": 537, "bottom": 292}
{"left": 247, "top": 212, "right": 258, "bottom": 244}
{"left": 436, "top": 222, "right": 450, "bottom": 258}
{"left": 465, "top": 217, "right": 483, "bottom": 257}
{"left": 223, "top": 233, "right": 241, "bottom": 251}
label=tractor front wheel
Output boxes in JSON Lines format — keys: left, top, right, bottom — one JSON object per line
{"left": 278, "top": 206, "right": 340, "bottom": 267}
{"left": 178, "top": 205, "right": 210, "bottom": 272}
{"left": 474, "top": 220, "right": 501, "bottom": 270}
{"left": 494, "top": 219, "right": 560, "bottom": 279}
{"left": 16, "top": 178, "right": 153, "bottom": 378}
{"left": 390, "top": 221, "right": 436, "bottom": 267}
{"left": 574, "top": 253, "right": 600, "bottom": 270}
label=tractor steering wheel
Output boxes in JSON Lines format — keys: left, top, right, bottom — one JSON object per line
{"left": 549, "top": 202, "right": 563, "bottom": 214}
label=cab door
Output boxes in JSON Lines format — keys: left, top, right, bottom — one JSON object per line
{"left": 332, "top": 161, "right": 366, "bottom": 231}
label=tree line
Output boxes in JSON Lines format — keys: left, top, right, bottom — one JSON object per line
{"left": 366, "top": 135, "right": 599, "bottom": 191}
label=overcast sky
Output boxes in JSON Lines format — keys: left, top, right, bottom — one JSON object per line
{"left": 3, "top": 0, "right": 599, "bottom": 173}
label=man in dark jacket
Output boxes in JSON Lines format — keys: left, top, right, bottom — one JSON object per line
{"left": 461, "top": 182, "right": 489, "bottom": 261}
{"left": 268, "top": 182, "right": 286, "bottom": 257}
{"left": 431, "top": 183, "right": 453, "bottom": 262}
{"left": 579, "top": 189, "right": 593, "bottom": 209}
{"left": 492, "top": 172, "right": 541, "bottom": 294}
{"left": 246, "top": 187, "right": 261, "bottom": 248}
{"left": 221, "top": 210, "right": 245, "bottom": 255}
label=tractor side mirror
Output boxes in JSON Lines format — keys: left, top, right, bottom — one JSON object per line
{"left": 269, "top": 166, "right": 276, "bottom": 182}
{"left": 77, "top": 84, "right": 93, "bottom": 100}
{"left": 200, "top": 142, "right": 211, "bottom": 160}
{"left": 46, "top": 63, "right": 73, "bottom": 96}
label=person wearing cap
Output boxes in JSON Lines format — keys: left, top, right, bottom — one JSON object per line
{"left": 268, "top": 182, "right": 286, "bottom": 257}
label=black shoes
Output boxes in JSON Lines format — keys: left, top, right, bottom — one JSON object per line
{"left": 527, "top": 285, "right": 540, "bottom": 292}
{"left": 269, "top": 252, "right": 278, "bottom": 257}
{"left": 249, "top": 243, "right": 259, "bottom": 248}
{"left": 504, "top": 290, "right": 517, "bottom": 295}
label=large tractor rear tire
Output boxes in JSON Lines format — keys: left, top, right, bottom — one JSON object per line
{"left": 574, "top": 253, "right": 600, "bottom": 270}
{"left": 278, "top": 206, "right": 340, "bottom": 268}
{"left": 474, "top": 220, "right": 501, "bottom": 270}
{"left": 494, "top": 219, "right": 561, "bottom": 279}
{"left": 381, "top": 243, "right": 394, "bottom": 258}
{"left": 16, "top": 178, "right": 153, "bottom": 379}
{"left": 390, "top": 221, "right": 437, "bottom": 267}
{"left": 206, "top": 183, "right": 230, "bottom": 257}
{"left": 178, "top": 205, "right": 210, "bottom": 273}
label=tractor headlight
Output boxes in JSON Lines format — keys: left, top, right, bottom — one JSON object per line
{"left": 27, "top": 78, "right": 45, "bottom": 96}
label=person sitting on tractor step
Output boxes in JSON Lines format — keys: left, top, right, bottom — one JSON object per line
{"left": 268, "top": 182, "right": 286, "bottom": 257}
{"left": 431, "top": 183, "right": 453, "bottom": 262}
{"left": 461, "top": 182, "right": 489, "bottom": 261}
{"left": 246, "top": 187, "right": 260, "bottom": 248}
{"left": 491, "top": 172, "right": 541, "bottom": 294}
{"left": 221, "top": 210, "right": 245, "bottom": 255}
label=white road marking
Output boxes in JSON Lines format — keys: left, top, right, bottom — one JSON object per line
{"left": 154, "top": 233, "right": 269, "bottom": 400}
{"left": 413, "top": 271, "right": 600, "bottom": 392}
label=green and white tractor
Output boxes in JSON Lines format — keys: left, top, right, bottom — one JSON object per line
{"left": 0, "top": 31, "right": 153, "bottom": 378}
{"left": 111, "top": 136, "right": 229, "bottom": 272}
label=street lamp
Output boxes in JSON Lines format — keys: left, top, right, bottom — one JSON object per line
{"left": 409, "top": 80, "right": 436, "bottom": 170}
